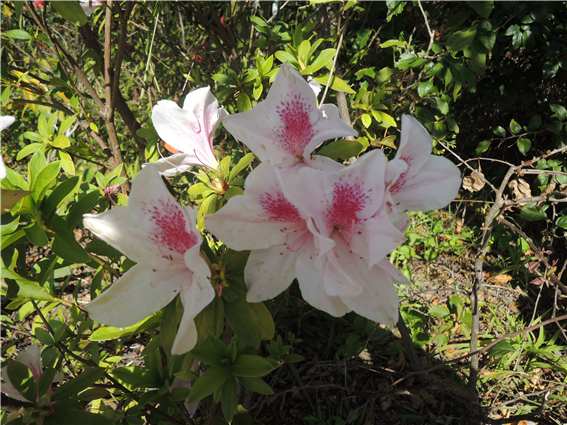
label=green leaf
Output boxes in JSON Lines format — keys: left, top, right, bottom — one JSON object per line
{"left": 361, "top": 113, "right": 372, "bottom": 128}
{"left": 194, "top": 296, "right": 225, "bottom": 345}
{"left": 188, "top": 182, "right": 215, "bottom": 198}
{"left": 547, "top": 121, "right": 562, "bottom": 135}
{"left": 237, "top": 92, "right": 252, "bottom": 113}
{"left": 67, "top": 191, "right": 100, "bottom": 229}
{"left": 51, "top": 231, "right": 90, "bottom": 263}
{"left": 222, "top": 377, "right": 238, "bottom": 423}
{"left": 198, "top": 194, "right": 222, "bottom": 231}
{"left": 7, "top": 361, "right": 36, "bottom": 402}
{"left": 191, "top": 339, "right": 229, "bottom": 367}
{"left": 1, "top": 190, "right": 33, "bottom": 212}
{"left": 229, "top": 153, "right": 255, "bottom": 183}
{"left": 417, "top": 80, "right": 436, "bottom": 97}
{"left": 24, "top": 221, "right": 49, "bottom": 247}
{"left": 225, "top": 299, "right": 275, "bottom": 348}
{"left": 231, "top": 355, "right": 279, "bottom": 378}
{"left": 5, "top": 29, "right": 32, "bottom": 40}
{"left": 493, "top": 126, "right": 506, "bottom": 137}
{"left": 225, "top": 186, "right": 243, "bottom": 200}
{"left": 312, "top": 75, "right": 355, "bottom": 94}
{"left": 17, "top": 142, "right": 43, "bottom": 160}
{"left": 487, "top": 340, "right": 515, "bottom": 357}
{"left": 51, "top": 1, "right": 88, "bottom": 26}
{"left": 237, "top": 377, "right": 274, "bottom": 395}
{"left": 543, "top": 61, "right": 558, "bottom": 80}
{"left": 428, "top": 304, "right": 450, "bottom": 318}
{"left": 469, "top": 1, "right": 494, "bottom": 19}
{"left": 52, "top": 368, "right": 104, "bottom": 401}
{"left": 520, "top": 204, "right": 547, "bottom": 221}
{"left": 556, "top": 215, "right": 567, "bottom": 229}
{"left": 31, "top": 161, "right": 61, "bottom": 202}
{"left": 550, "top": 104, "right": 567, "bottom": 121}
{"left": 509, "top": 120, "right": 522, "bottom": 135}
{"left": 476, "top": 140, "right": 490, "bottom": 156}
{"left": 378, "top": 112, "right": 397, "bottom": 127}
{"left": 528, "top": 114, "right": 542, "bottom": 130}
{"left": 297, "top": 39, "right": 311, "bottom": 65}
{"left": 89, "top": 314, "right": 161, "bottom": 341}
{"left": 446, "top": 27, "right": 477, "bottom": 51}
{"left": 385, "top": 1, "right": 406, "bottom": 22}
{"left": 52, "top": 135, "right": 70, "bottom": 148}
{"left": 45, "top": 406, "right": 114, "bottom": 425}
{"left": 310, "top": 48, "right": 335, "bottom": 72}
{"left": 2, "top": 266, "right": 55, "bottom": 301}
{"left": 318, "top": 140, "right": 363, "bottom": 161}
{"left": 250, "top": 302, "right": 274, "bottom": 341}
{"left": 112, "top": 366, "right": 162, "bottom": 389}
{"left": 517, "top": 138, "right": 531, "bottom": 155}
{"left": 275, "top": 51, "right": 297, "bottom": 65}
{"left": 42, "top": 176, "right": 81, "bottom": 220}
{"left": 186, "top": 365, "right": 230, "bottom": 405}
{"left": 37, "top": 368, "right": 58, "bottom": 398}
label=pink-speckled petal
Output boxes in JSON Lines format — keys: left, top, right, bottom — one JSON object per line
{"left": 206, "top": 162, "right": 305, "bottom": 250}
{"left": 245, "top": 244, "right": 301, "bottom": 302}
{"left": 391, "top": 155, "right": 461, "bottom": 212}
{"left": 223, "top": 63, "right": 356, "bottom": 168}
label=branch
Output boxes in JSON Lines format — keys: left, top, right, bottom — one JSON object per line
{"left": 417, "top": 0, "right": 435, "bottom": 52}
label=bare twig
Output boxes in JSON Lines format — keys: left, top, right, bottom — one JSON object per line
{"left": 417, "top": 0, "right": 435, "bottom": 52}
{"left": 320, "top": 15, "right": 348, "bottom": 105}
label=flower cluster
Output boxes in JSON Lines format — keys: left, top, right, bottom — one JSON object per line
{"left": 83, "top": 62, "right": 460, "bottom": 353}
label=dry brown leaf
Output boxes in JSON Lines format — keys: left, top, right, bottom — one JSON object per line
{"left": 463, "top": 169, "right": 485, "bottom": 192}
{"left": 419, "top": 389, "right": 438, "bottom": 408}
{"left": 488, "top": 273, "right": 514, "bottom": 285}
{"left": 508, "top": 178, "right": 532, "bottom": 201}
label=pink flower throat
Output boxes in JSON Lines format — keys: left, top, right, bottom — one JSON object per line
{"left": 145, "top": 201, "right": 197, "bottom": 256}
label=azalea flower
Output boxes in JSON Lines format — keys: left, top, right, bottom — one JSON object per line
{"left": 1, "top": 344, "right": 63, "bottom": 402}
{"left": 84, "top": 165, "right": 214, "bottom": 354}
{"left": 206, "top": 150, "right": 408, "bottom": 325}
{"left": 386, "top": 115, "right": 461, "bottom": 213}
{"left": 222, "top": 62, "right": 357, "bottom": 169}
{"left": 150, "top": 87, "right": 228, "bottom": 176}
{"left": 1, "top": 115, "right": 16, "bottom": 179}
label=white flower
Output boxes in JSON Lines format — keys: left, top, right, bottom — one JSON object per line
{"left": 84, "top": 165, "right": 214, "bottom": 354}
{"left": 150, "top": 87, "right": 228, "bottom": 176}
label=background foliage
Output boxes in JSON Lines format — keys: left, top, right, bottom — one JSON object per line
{"left": 1, "top": 1, "right": 566, "bottom": 424}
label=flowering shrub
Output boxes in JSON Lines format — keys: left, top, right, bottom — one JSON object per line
{"left": 3, "top": 2, "right": 565, "bottom": 424}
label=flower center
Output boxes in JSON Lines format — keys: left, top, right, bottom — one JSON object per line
{"left": 326, "top": 179, "right": 368, "bottom": 242}
{"left": 145, "top": 200, "right": 197, "bottom": 256}
{"left": 274, "top": 93, "right": 314, "bottom": 161}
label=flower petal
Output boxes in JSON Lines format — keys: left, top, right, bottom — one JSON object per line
{"left": 338, "top": 260, "right": 400, "bottom": 326}
{"left": 1, "top": 366, "right": 28, "bottom": 402}
{"left": 392, "top": 115, "right": 433, "bottom": 181}
{"left": 172, "top": 274, "right": 215, "bottom": 355}
{"left": 295, "top": 246, "right": 350, "bottom": 317}
{"left": 222, "top": 63, "right": 356, "bottom": 167}
{"left": 152, "top": 87, "right": 225, "bottom": 170}
{"left": 245, "top": 244, "right": 300, "bottom": 302}
{"left": 83, "top": 208, "right": 168, "bottom": 269}
{"left": 349, "top": 208, "right": 407, "bottom": 268}
{"left": 17, "top": 344, "right": 43, "bottom": 381}
{"left": 0, "top": 115, "right": 16, "bottom": 132}
{"left": 206, "top": 162, "right": 304, "bottom": 250}
{"left": 86, "top": 264, "right": 185, "bottom": 327}
{"left": 149, "top": 153, "right": 203, "bottom": 177}
{"left": 390, "top": 155, "right": 461, "bottom": 212}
